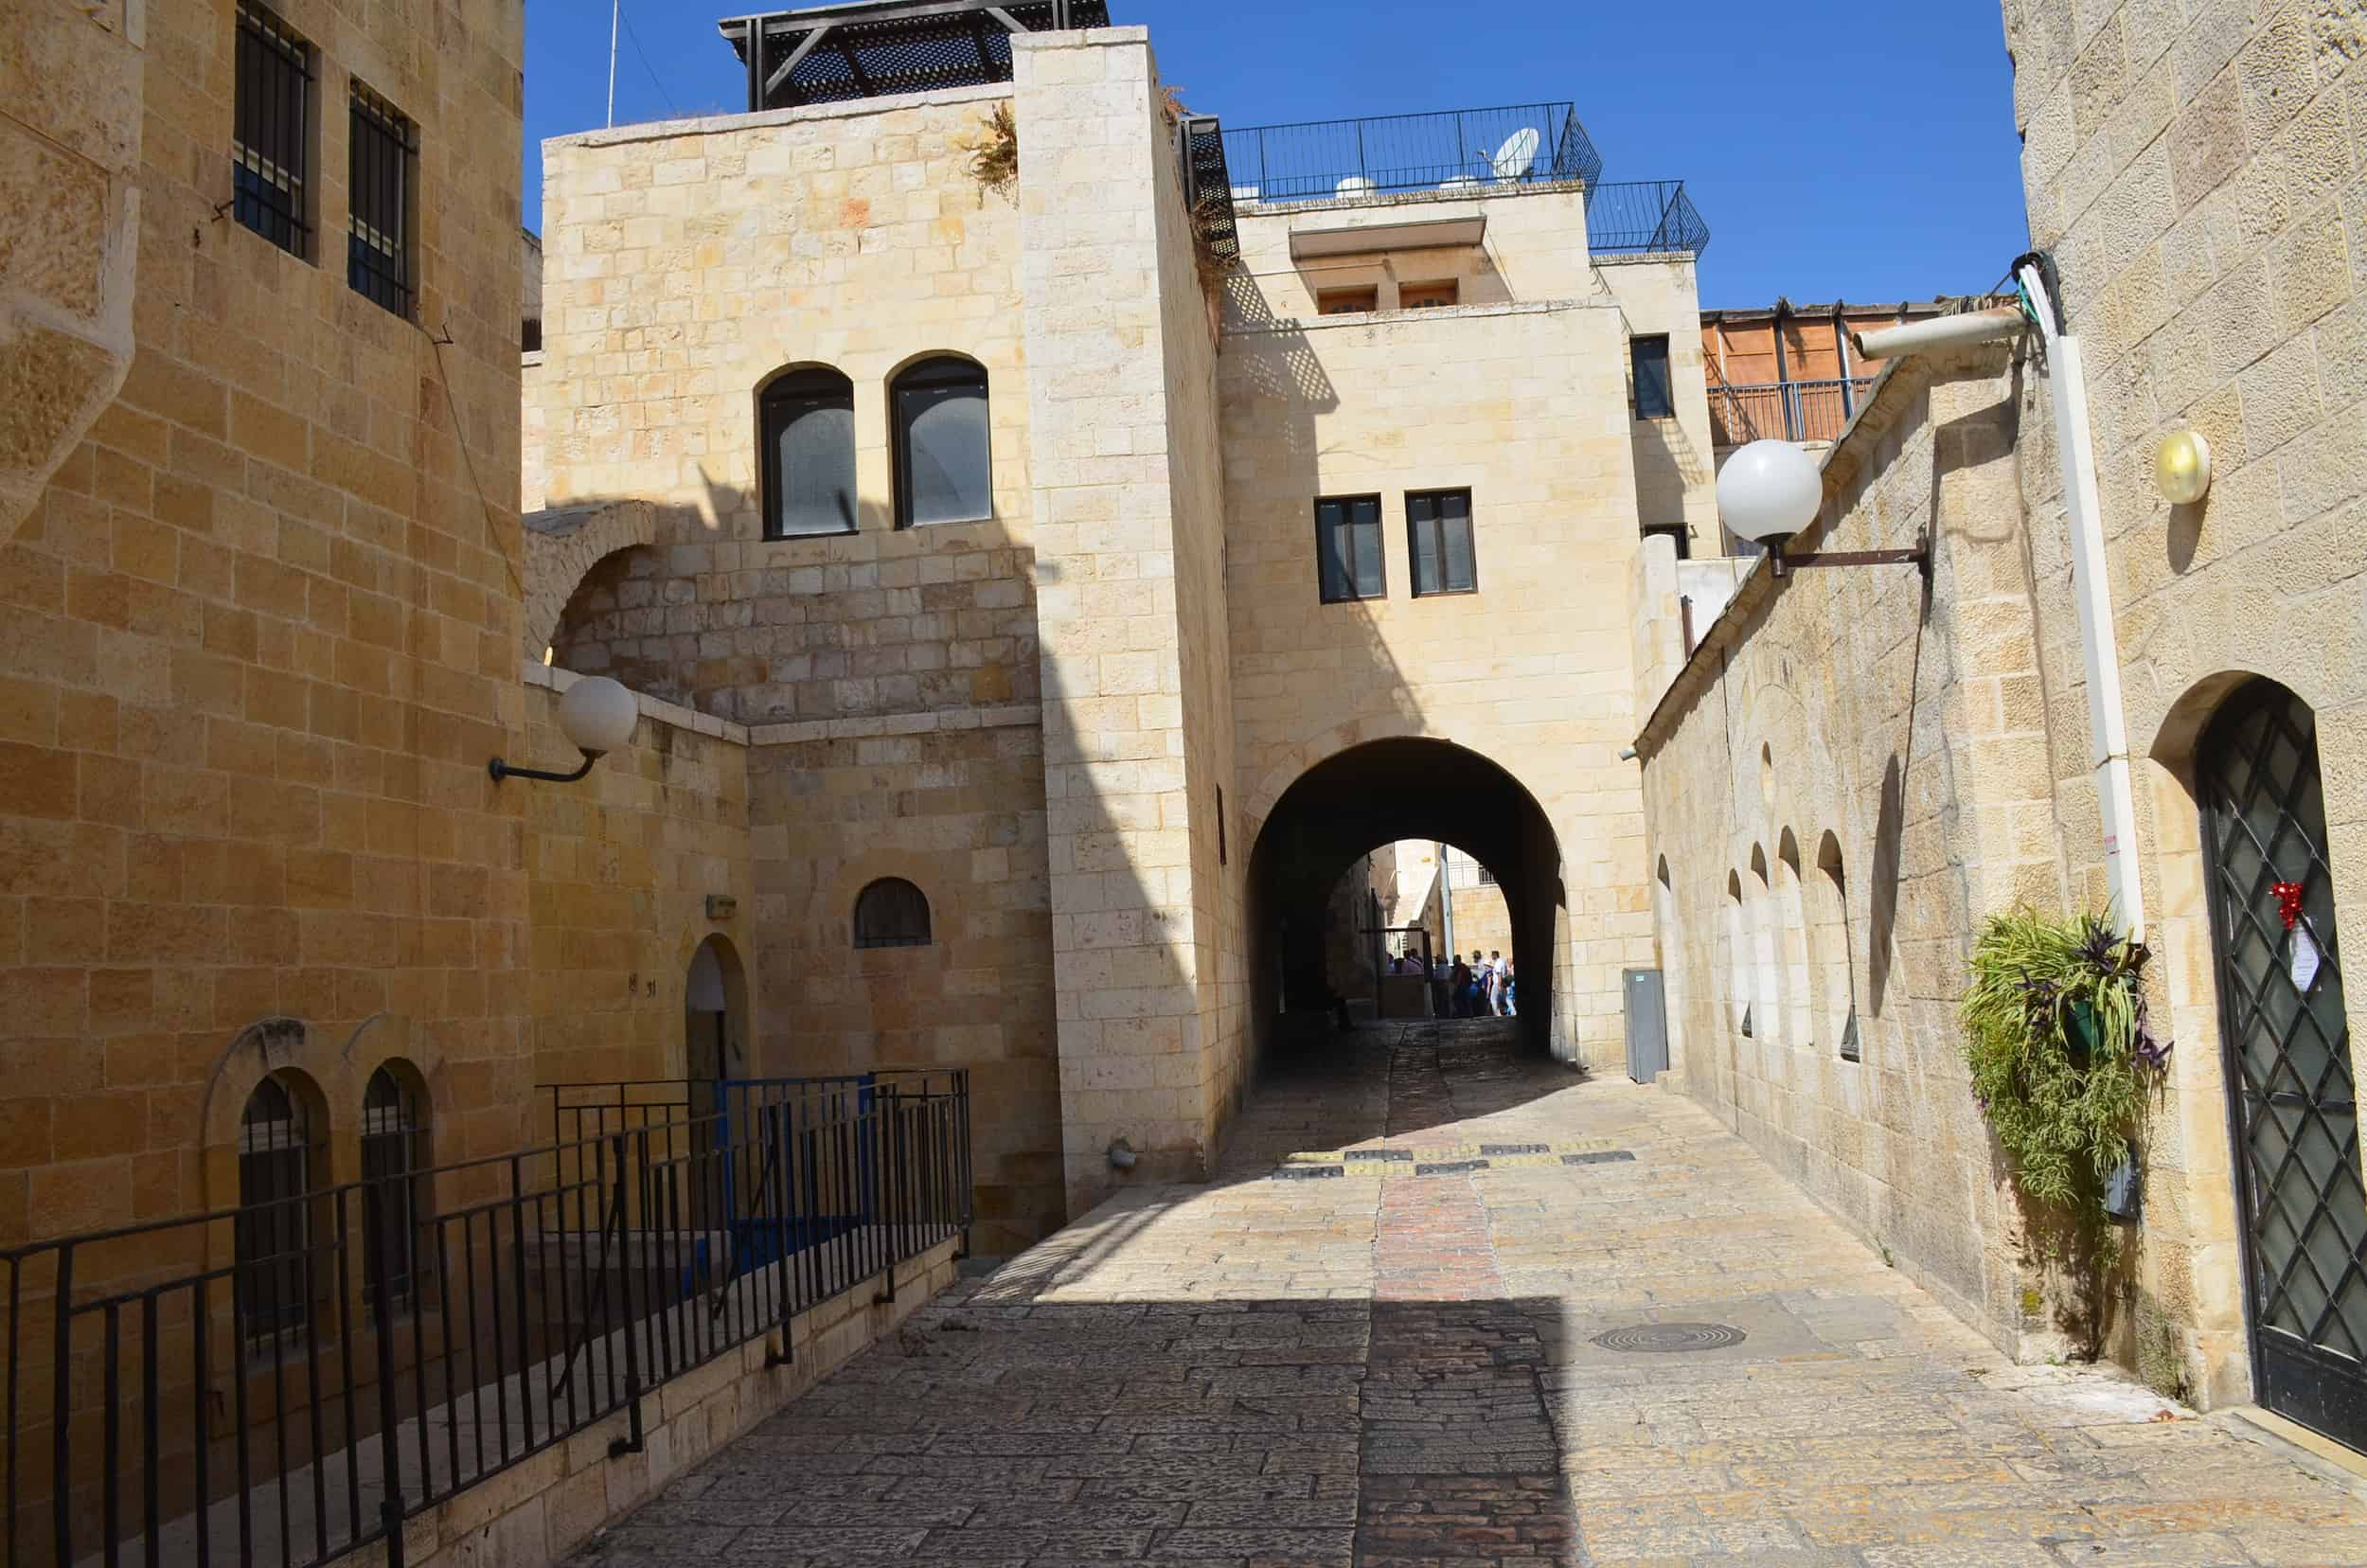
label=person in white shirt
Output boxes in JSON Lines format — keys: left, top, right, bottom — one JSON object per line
{"left": 1486, "top": 951, "right": 1505, "bottom": 1015}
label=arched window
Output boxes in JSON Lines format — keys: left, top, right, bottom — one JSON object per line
{"left": 891, "top": 356, "right": 991, "bottom": 527}
{"left": 1724, "top": 871, "right": 1750, "bottom": 1036}
{"left": 1812, "top": 832, "right": 1859, "bottom": 1060}
{"left": 1748, "top": 846, "right": 1784, "bottom": 1045}
{"left": 361, "top": 1065, "right": 426, "bottom": 1316}
{"left": 1776, "top": 830, "right": 1812, "bottom": 1048}
{"left": 237, "top": 1074, "right": 313, "bottom": 1344}
{"left": 759, "top": 365, "right": 856, "bottom": 538}
{"left": 854, "top": 877, "right": 933, "bottom": 949}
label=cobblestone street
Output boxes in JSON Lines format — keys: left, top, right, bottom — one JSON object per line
{"left": 573, "top": 1022, "right": 2367, "bottom": 1565}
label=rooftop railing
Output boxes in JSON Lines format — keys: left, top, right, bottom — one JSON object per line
{"left": 0, "top": 1070, "right": 970, "bottom": 1568}
{"left": 1709, "top": 377, "right": 1878, "bottom": 446}
{"left": 1585, "top": 180, "right": 1712, "bottom": 257}
{"left": 1220, "top": 102, "right": 1603, "bottom": 204}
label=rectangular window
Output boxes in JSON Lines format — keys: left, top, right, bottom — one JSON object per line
{"left": 1315, "top": 494, "right": 1385, "bottom": 602}
{"left": 1407, "top": 489, "right": 1477, "bottom": 597}
{"left": 1631, "top": 333, "right": 1674, "bottom": 419}
{"left": 232, "top": 1, "right": 312, "bottom": 257}
{"left": 1400, "top": 280, "right": 1458, "bottom": 310}
{"left": 1317, "top": 286, "right": 1377, "bottom": 315}
{"left": 347, "top": 81, "right": 418, "bottom": 317}
{"left": 1644, "top": 522, "right": 1691, "bottom": 561}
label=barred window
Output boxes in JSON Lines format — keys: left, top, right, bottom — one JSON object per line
{"left": 232, "top": 1, "right": 312, "bottom": 257}
{"left": 1408, "top": 489, "right": 1477, "bottom": 597}
{"left": 360, "top": 1066, "right": 426, "bottom": 1317}
{"left": 236, "top": 1076, "right": 313, "bottom": 1346}
{"left": 854, "top": 878, "right": 933, "bottom": 949}
{"left": 1315, "top": 494, "right": 1384, "bottom": 603}
{"left": 348, "top": 80, "right": 418, "bottom": 317}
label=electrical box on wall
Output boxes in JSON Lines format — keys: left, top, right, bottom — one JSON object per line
{"left": 705, "top": 894, "right": 738, "bottom": 920}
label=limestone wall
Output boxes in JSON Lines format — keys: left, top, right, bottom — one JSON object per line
{"left": 2, "top": 1, "right": 146, "bottom": 531}
{"left": 522, "top": 668, "right": 756, "bottom": 1091}
{"left": 745, "top": 705, "right": 1059, "bottom": 1256}
{"left": 534, "top": 88, "right": 1039, "bottom": 730}
{"left": 1219, "top": 291, "right": 1655, "bottom": 1069}
{"left": 2000, "top": 0, "right": 2367, "bottom": 1404}
{"left": 1598, "top": 258, "right": 1720, "bottom": 543}
{"left": 0, "top": 0, "right": 526, "bottom": 1239}
{"left": 1636, "top": 344, "right": 2052, "bottom": 1354}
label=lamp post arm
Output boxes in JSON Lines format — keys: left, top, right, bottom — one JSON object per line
{"left": 488, "top": 753, "right": 597, "bottom": 785}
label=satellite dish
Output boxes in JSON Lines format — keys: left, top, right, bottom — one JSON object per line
{"left": 1491, "top": 127, "right": 1540, "bottom": 182}
{"left": 1336, "top": 175, "right": 1376, "bottom": 196}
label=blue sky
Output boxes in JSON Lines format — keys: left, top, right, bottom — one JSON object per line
{"left": 525, "top": 0, "right": 2029, "bottom": 307}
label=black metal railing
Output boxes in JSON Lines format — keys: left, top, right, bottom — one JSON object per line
{"left": 1585, "top": 180, "right": 1711, "bottom": 256}
{"left": 0, "top": 1070, "right": 970, "bottom": 1568}
{"left": 1707, "top": 377, "right": 1876, "bottom": 446}
{"left": 1219, "top": 102, "right": 1602, "bottom": 204}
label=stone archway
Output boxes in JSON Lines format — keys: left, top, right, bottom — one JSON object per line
{"left": 521, "top": 498, "right": 657, "bottom": 660}
{"left": 1245, "top": 737, "right": 1567, "bottom": 1062}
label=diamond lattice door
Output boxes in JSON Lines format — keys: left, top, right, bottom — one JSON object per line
{"left": 2201, "top": 680, "right": 2364, "bottom": 1448}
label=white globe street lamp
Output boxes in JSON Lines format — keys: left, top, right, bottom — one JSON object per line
{"left": 489, "top": 674, "right": 640, "bottom": 784}
{"left": 1714, "top": 437, "right": 1931, "bottom": 585}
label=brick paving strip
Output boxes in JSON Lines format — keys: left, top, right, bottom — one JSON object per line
{"left": 569, "top": 1020, "right": 2367, "bottom": 1566}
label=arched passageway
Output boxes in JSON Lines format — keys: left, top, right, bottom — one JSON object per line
{"left": 1247, "top": 739, "right": 1564, "bottom": 1060}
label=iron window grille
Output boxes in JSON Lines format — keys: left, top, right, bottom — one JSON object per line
{"left": 891, "top": 357, "right": 992, "bottom": 527}
{"left": 236, "top": 1076, "right": 314, "bottom": 1348}
{"left": 359, "top": 1067, "right": 426, "bottom": 1318}
{"left": 1408, "top": 489, "right": 1478, "bottom": 597}
{"left": 347, "top": 80, "right": 418, "bottom": 317}
{"left": 232, "top": 1, "right": 313, "bottom": 257}
{"left": 854, "top": 877, "right": 933, "bottom": 948}
{"left": 1477, "top": 864, "right": 1498, "bottom": 885}
{"left": 1632, "top": 334, "right": 1675, "bottom": 419}
{"left": 1316, "top": 494, "right": 1385, "bottom": 603}
{"left": 761, "top": 366, "right": 859, "bottom": 537}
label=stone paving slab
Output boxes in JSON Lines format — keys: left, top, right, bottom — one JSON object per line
{"left": 568, "top": 1021, "right": 2367, "bottom": 1566}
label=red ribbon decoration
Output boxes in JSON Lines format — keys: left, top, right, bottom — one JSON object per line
{"left": 2272, "top": 881, "right": 2305, "bottom": 932}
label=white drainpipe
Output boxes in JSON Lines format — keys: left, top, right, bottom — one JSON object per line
{"left": 2012, "top": 263, "right": 2144, "bottom": 943}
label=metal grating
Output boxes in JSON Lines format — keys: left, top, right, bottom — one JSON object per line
{"left": 1178, "top": 114, "right": 1239, "bottom": 264}
{"left": 723, "top": 0, "right": 1112, "bottom": 111}
{"left": 2201, "top": 679, "right": 2367, "bottom": 1448}
{"left": 1587, "top": 180, "right": 1711, "bottom": 257}
{"left": 1220, "top": 102, "right": 1601, "bottom": 205}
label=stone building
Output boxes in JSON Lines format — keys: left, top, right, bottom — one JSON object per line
{"left": 521, "top": 3, "right": 1715, "bottom": 1234}
{"left": 1633, "top": 0, "right": 2367, "bottom": 1451}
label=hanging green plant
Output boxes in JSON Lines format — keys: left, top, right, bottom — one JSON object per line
{"left": 1961, "top": 909, "right": 2171, "bottom": 1256}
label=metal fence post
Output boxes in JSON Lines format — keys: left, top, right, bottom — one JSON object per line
{"left": 49, "top": 1241, "right": 72, "bottom": 1565}
{"left": 608, "top": 1132, "right": 645, "bottom": 1458}
{"left": 364, "top": 1182, "right": 406, "bottom": 1568}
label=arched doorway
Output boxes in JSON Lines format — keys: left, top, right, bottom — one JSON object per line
{"left": 685, "top": 935, "right": 747, "bottom": 1083}
{"left": 1247, "top": 739, "right": 1564, "bottom": 1060}
{"left": 2198, "top": 679, "right": 2361, "bottom": 1447}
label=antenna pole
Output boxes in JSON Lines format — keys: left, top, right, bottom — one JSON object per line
{"left": 606, "top": 0, "right": 621, "bottom": 128}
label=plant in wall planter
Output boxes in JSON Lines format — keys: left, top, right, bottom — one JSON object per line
{"left": 1962, "top": 909, "right": 2171, "bottom": 1353}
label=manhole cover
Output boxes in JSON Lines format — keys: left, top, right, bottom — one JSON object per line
{"left": 1590, "top": 1322, "right": 1748, "bottom": 1353}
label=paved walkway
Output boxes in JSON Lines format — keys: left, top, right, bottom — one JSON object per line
{"left": 572, "top": 1020, "right": 2367, "bottom": 1566}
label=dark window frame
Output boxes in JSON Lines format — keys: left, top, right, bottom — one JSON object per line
{"left": 236, "top": 1075, "right": 315, "bottom": 1352}
{"left": 854, "top": 877, "right": 933, "bottom": 949}
{"left": 1407, "top": 488, "right": 1478, "bottom": 597}
{"left": 891, "top": 355, "right": 993, "bottom": 529}
{"left": 1631, "top": 333, "right": 1675, "bottom": 419}
{"left": 347, "top": 78, "right": 418, "bottom": 317}
{"left": 360, "top": 1065, "right": 428, "bottom": 1320}
{"left": 232, "top": 0, "right": 314, "bottom": 258}
{"left": 759, "top": 365, "right": 859, "bottom": 540}
{"left": 1314, "top": 493, "right": 1386, "bottom": 604}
